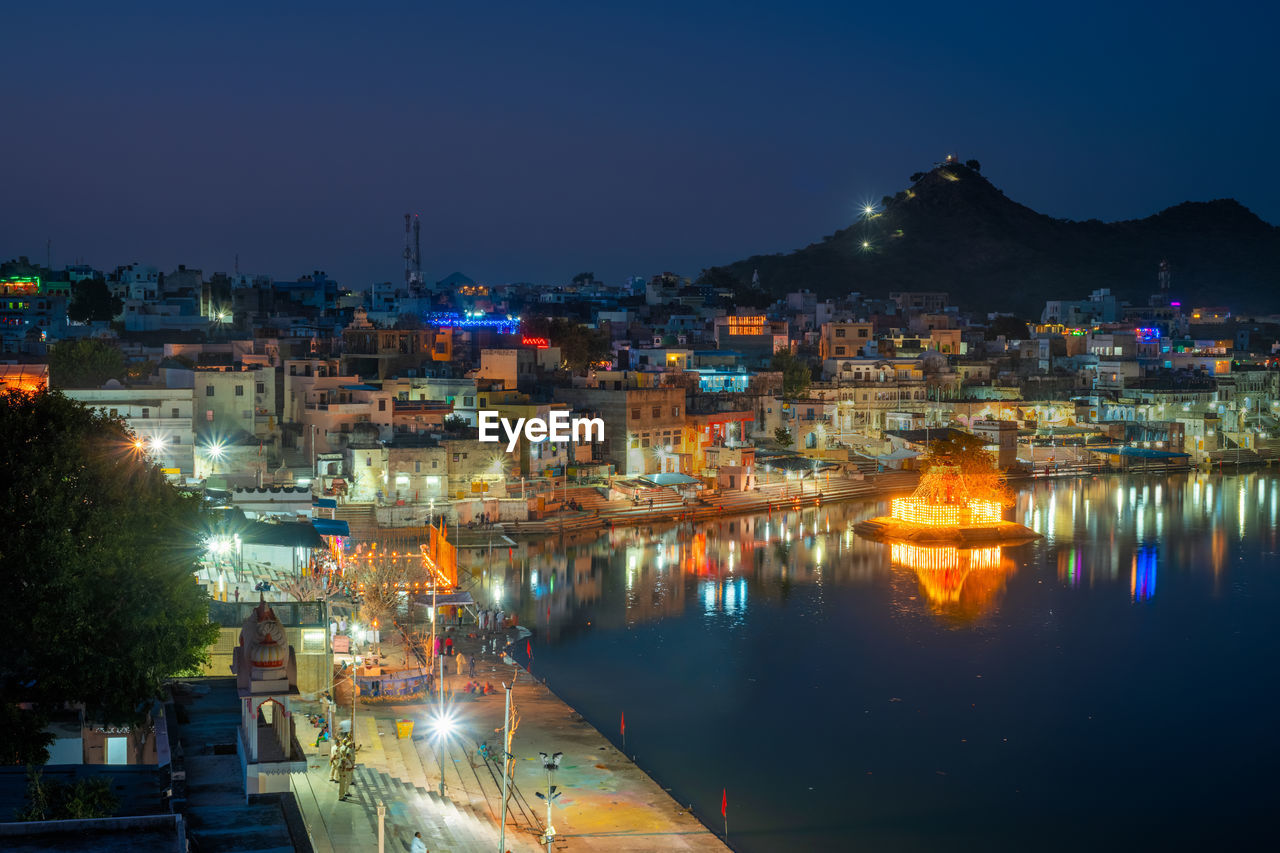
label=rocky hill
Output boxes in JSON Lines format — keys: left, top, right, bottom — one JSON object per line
{"left": 702, "top": 163, "right": 1280, "bottom": 317}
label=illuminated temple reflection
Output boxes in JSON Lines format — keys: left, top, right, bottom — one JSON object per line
{"left": 889, "top": 542, "right": 1016, "bottom": 620}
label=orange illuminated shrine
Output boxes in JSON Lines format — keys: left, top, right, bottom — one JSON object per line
{"left": 856, "top": 464, "right": 1037, "bottom": 543}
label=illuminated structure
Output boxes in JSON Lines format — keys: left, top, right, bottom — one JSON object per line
{"left": 857, "top": 462, "right": 1037, "bottom": 543}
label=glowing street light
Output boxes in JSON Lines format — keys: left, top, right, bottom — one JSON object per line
{"left": 206, "top": 441, "right": 226, "bottom": 460}
{"left": 863, "top": 203, "right": 877, "bottom": 217}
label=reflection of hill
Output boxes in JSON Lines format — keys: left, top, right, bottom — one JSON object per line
{"left": 889, "top": 543, "right": 1016, "bottom": 624}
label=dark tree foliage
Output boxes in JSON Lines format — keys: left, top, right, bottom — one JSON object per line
{"left": 47, "top": 338, "right": 125, "bottom": 389}
{"left": 965, "top": 159, "right": 982, "bottom": 172}
{"left": 774, "top": 427, "right": 793, "bottom": 447}
{"left": 986, "top": 315, "right": 1030, "bottom": 341}
{"left": 521, "top": 316, "right": 611, "bottom": 370}
{"left": 18, "top": 768, "right": 119, "bottom": 820}
{"left": 770, "top": 349, "right": 813, "bottom": 397}
{"left": 67, "top": 277, "right": 123, "bottom": 323}
{"left": 0, "top": 390, "right": 218, "bottom": 764}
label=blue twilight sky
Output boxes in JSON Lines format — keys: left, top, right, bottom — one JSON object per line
{"left": 2, "top": 0, "right": 1276, "bottom": 287}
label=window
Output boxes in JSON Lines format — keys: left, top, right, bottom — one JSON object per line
{"left": 172, "top": 436, "right": 180, "bottom": 444}
{"left": 235, "top": 385, "right": 244, "bottom": 397}
{"left": 858, "top": 328, "right": 868, "bottom": 337}
{"left": 652, "top": 406, "right": 660, "bottom": 418}
{"left": 365, "top": 457, "right": 372, "bottom": 467}
{"left": 641, "top": 438, "right": 650, "bottom": 447}
{"left": 631, "top": 408, "right": 640, "bottom": 420}
{"left": 415, "top": 461, "right": 421, "bottom": 473}
{"left": 205, "top": 385, "right": 215, "bottom": 396}
{"left": 289, "top": 365, "right": 297, "bottom": 375}
{"left": 835, "top": 346, "right": 846, "bottom": 356}
{"left": 378, "top": 399, "right": 386, "bottom": 412}
{"left": 672, "top": 407, "right": 679, "bottom": 417}
{"left": 141, "top": 408, "right": 149, "bottom": 419}
{"left": 463, "top": 396, "right": 474, "bottom": 407}
{"left": 172, "top": 408, "right": 179, "bottom": 418}
{"left": 835, "top": 328, "right": 846, "bottom": 337}
{"left": 256, "top": 382, "right": 265, "bottom": 394}
{"left": 431, "top": 460, "right": 438, "bottom": 468}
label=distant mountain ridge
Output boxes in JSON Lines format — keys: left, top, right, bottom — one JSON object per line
{"left": 703, "top": 163, "right": 1280, "bottom": 317}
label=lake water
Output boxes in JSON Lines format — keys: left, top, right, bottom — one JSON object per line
{"left": 481, "top": 473, "right": 1280, "bottom": 851}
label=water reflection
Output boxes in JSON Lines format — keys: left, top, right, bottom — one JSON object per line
{"left": 888, "top": 543, "right": 1017, "bottom": 623}
{"left": 454, "top": 472, "right": 1280, "bottom": 638}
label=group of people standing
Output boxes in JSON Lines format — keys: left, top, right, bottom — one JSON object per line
{"left": 477, "top": 607, "right": 505, "bottom": 632}
{"left": 328, "top": 732, "right": 358, "bottom": 800}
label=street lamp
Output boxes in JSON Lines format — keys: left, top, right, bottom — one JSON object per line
{"left": 535, "top": 751, "right": 563, "bottom": 852}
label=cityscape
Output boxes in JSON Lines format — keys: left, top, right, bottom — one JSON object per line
{"left": 4, "top": 3, "right": 1280, "bottom": 852}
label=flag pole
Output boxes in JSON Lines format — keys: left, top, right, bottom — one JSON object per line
{"left": 722, "top": 788, "right": 728, "bottom": 842}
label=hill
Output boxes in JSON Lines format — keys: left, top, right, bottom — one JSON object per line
{"left": 701, "top": 163, "right": 1280, "bottom": 317}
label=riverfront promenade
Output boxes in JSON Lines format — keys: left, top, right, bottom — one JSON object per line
{"left": 499, "top": 470, "right": 920, "bottom": 537}
{"left": 290, "top": 627, "right": 730, "bottom": 853}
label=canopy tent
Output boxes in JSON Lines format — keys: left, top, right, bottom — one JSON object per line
{"left": 637, "top": 472, "right": 702, "bottom": 487}
{"left": 311, "top": 518, "right": 350, "bottom": 538}
{"left": 1085, "top": 446, "right": 1191, "bottom": 459}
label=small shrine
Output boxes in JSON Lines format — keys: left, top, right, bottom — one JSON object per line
{"left": 231, "top": 596, "right": 307, "bottom": 796}
{"left": 856, "top": 455, "right": 1037, "bottom": 543}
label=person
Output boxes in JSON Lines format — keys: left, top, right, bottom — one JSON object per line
{"left": 337, "top": 743, "right": 355, "bottom": 800}
{"left": 445, "top": 636, "right": 454, "bottom": 656}
{"left": 468, "top": 654, "right": 477, "bottom": 678}
{"left": 456, "top": 651, "right": 467, "bottom": 676}
{"left": 411, "top": 831, "right": 427, "bottom": 853}
{"left": 433, "top": 635, "right": 443, "bottom": 657}
{"left": 328, "top": 737, "right": 341, "bottom": 782}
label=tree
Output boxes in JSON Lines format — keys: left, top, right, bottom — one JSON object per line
{"left": 521, "top": 317, "right": 611, "bottom": 371}
{"left": 965, "top": 159, "right": 982, "bottom": 172}
{"left": 17, "top": 768, "right": 118, "bottom": 821}
{"left": 443, "top": 415, "right": 473, "bottom": 436}
{"left": 48, "top": 338, "right": 125, "bottom": 389}
{"left": 920, "top": 432, "right": 1015, "bottom": 506}
{"left": 774, "top": 427, "right": 793, "bottom": 447}
{"left": 68, "top": 277, "right": 123, "bottom": 323}
{"left": 771, "top": 350, "right": 812, "bottom": 397}
{"left": 0, "top": 390, "right": 218, "bottom": 764}
{"left": 986, "top": 315, "right": 1029, "bottom": 341}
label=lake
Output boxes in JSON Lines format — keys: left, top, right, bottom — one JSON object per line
{"left": 480, "top": 472, "right": 1280, "bottom": 851}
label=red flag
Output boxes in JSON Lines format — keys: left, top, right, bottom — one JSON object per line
{"left": 721, "top": 788, "right": 727, "bottom": 817}
{"left": 526, "top": 640, "right": 532, "bottom": 659}
{"left": 621, "top": 712, "right": 625, "bottom": 736}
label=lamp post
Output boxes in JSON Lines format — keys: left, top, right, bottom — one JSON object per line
{"left": 535, "top": 751, "right": 563, "bottom": 853}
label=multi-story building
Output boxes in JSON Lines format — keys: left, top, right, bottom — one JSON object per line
{"left": 64, "top": 385, "right": 196, "bottom": 477}
{"left": 554, "top": 384, "right": 686, "bottom": 475}
{"left": 818, "top": 321, "right": 873, "bottom": 360}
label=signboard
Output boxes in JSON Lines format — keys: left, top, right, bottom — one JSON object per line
{"left": 522, "top": 336, "right": 550, "bottom": 348}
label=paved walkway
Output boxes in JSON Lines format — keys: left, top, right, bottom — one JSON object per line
{"left": 289, "top": 628, "right": 728, "bottom": 853}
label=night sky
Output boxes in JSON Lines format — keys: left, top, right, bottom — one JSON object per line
{"left": 4, "top": 0, "right": 1277, "bottom": 287}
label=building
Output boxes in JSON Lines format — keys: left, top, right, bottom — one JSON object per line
{"left": 64, "top": 383, "right": 197, "bottom": 477}
{"left": 818, "top": 321, "right": 873, "bottom": 360}
{"left": 554, "top": 384, "right": 686, "bottom": 475}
